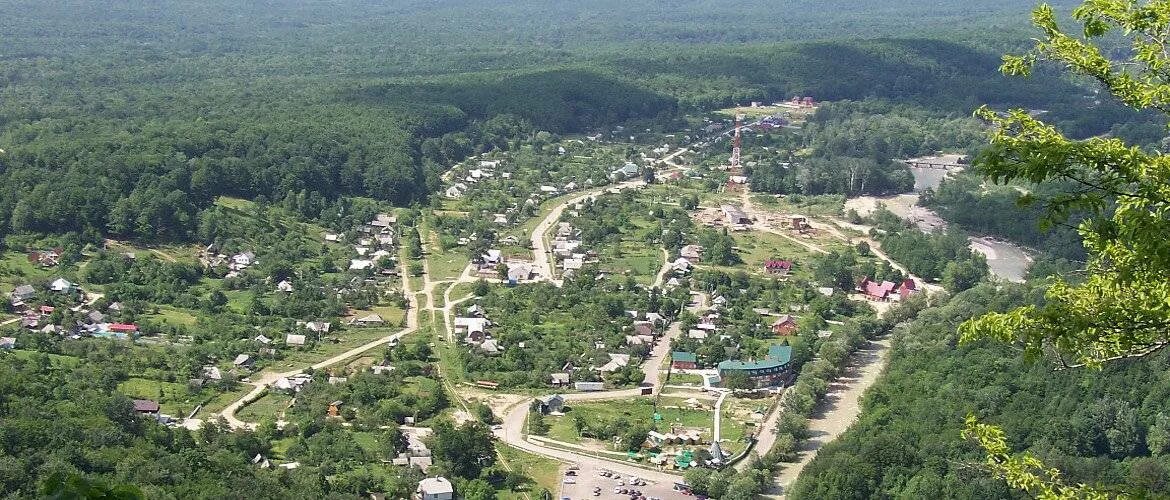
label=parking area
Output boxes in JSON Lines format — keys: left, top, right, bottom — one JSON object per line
{"left": 557, "top": 462, "right": 692, "bottom": 500}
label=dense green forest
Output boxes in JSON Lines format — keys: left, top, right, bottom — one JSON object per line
{"left": 0, "top": 0, "right": 1142, "bottom": 249}
{"left": 789, "top": 284, "right": 1170, "bottom": 499}
{"left": 924, "top": 173, "right": 1088, "bottom": 261}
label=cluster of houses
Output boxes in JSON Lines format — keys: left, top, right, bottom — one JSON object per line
{"left": 445, "top": 158, "right": 593, "bottom": 220}
{"left": 552, "top": 222, "right": 599, "bottom": 279}
{"left": 199, "top": 246, "right": 258, "bottom": 279}
{"left": 390, "top": 427, "right": 436, "bottom": 473}
{"left": 609, "top": 161, "right": 641, "bottom": 181}
{"left": 26, "top": 248, "right": 64, "bottom": 267}
{"left": 646, "top": 429, "right": 705, "bottom": 448}
{"left": 453, "top": 303, "right": 502, "bottom": 355}
{"left": 7, "top": 279, "right": 139, "bottom": 340}
{"left": 445, "top": 159, "right": 506, "bottom": 199}
{"left": 540, "top": 310, "right": 669, "bottom": 390}
{"left": 671, "top": 244, "right": 704, "bottom": 276}
{"left": 856, "top": 277, "right": 920, "bottom": 302}
{"left": 345, "top": 213, "right": 399, "bottom": 276}
{"left": 474, "top": 249, "right": 539, "bottom": 284}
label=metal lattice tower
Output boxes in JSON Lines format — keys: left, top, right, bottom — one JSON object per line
{"left": 729, "top": 114, "right": 742, "bottom": 168}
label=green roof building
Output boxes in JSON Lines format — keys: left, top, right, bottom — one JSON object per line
{"left": 716, "top": 344, "right": 794, "bottom": 388}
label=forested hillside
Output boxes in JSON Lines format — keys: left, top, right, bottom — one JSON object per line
{"left": 789, "top": 284, "right": 1170, "bottom": 498}
{"left": 1, "top": 31, "right": 1148, "bottom": 247}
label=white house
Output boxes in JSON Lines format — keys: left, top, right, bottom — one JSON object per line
{"left": 49, "top": 278, "right": 75, "bottom": 293}
{"left": 598, "top": 353, "right": 631, "bottom": 372}
{"left": 349, "top": 259, "right": 375, "bottom": 271}
{"left": 417, "top": 477, "right": 454, "bottom": 500}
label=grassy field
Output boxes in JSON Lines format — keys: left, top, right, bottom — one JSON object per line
{"left": 752, "top": 193, "right": 845, "bottom": 217}
{"left": 220, "top": 288, "right": 255, "bottom": 314}
{"left": 236, "top": 392, "right": 293, "bottom": 422}
{"left": 729, "top": 230, "right": 821, "bottom": 280}
{"left": 144, "top": 305, "right": 200, "bottom": 327}
{"left": 348, "top": 303, "right": 407, "bottom": 328}
{"left": 202, "top": 385, "right": 254, "bottom": 414}
{"left": 6, "top": 349, "right": 80, "bottom": 367}
{"left": 603, "top": 243, "right": 663, "bottom": 285}
{"left": 425, "top": 230, "right": 470, "bottom": 281}
{"left": 719, "top": 397, "right": 768, "bottom": 455}
{"left": 545, "top": 397, "right": 716, "bottom": 444}
{"left": 0, "top": 251, "right": 60, "bottom": 293}
{"left": 350, "top": 431, "right": 386, "bottom": 457}
{"left": 665, "top": 372, "right": 704, "bottom": 385}
{"left": 496, "top": 443, "right": 564, "bottom": 500}
{"left": 271, "top": 325, "right": 406, "bottom": 369}
{"left": 270, "top": 436, "right": 298, "bottom": 460}
{"left": 117, "top": 377, "right": 209, "bottom": 416}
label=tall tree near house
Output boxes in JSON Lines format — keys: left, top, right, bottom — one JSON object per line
{"left": 959, "top": 1, "right": 1170, "bottom": 497}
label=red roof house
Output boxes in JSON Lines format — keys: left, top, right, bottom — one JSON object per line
{"left": 858, "top": 277, "right": 897, "bottom": 301}
{"left": 764, "top": 259, "right": 793, "bottom": 275}
{"left": 771, "top": 315, "right": 798, "bottom": 335}
{"left": 108, "top": 323, "right": 139, "bottom": 333}
{"left": 896, "top": 279, "right": 920, "bottom": 300}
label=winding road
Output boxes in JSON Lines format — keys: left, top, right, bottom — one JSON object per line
{"left": 218, "top": 259, "right": 422, "bottom": 430}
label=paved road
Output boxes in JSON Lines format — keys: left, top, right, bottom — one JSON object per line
{"left": 498, "top": 398, "right": 685, "bottom": 485}
{"left": 712, "top": 390, "right": 730, "bottom": 442}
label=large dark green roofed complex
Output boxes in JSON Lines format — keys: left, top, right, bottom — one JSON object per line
{"left": 717, "top": 344, "right": 793, "bottom": 388}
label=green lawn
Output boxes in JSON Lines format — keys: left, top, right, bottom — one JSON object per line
{"left": 351, "top": 431, "right": 386, "bottom": 457}
{"left": 202, "top": 385, "right": 254, "bottom": 414}
{"left": 220, "top": 288, "right": 255, "bottom": 314}
{"left": 270, "top": 436, "right": 298, "bottom": 460}
{"left": 751, "top": 193, "right": 845, "bottom": 217}
{"left": 349, "top": 303, "right": 407, "bottom": 328}
{"left": 730, "top": 230, "right": 820, "bottom": 279}
{"left": 447, "top": 282, "right": 478, "bottom": 302}
{"left": 603, "top": 242, "right": 663, "bottom": 284}
{"left": 425, "top": 238, "right": 470, "bottom": 281}
{"left": 236, "top": 392, "right": 293, "bottom": 422}
{"left": 718, "top": 398, "right": 758, "bottom": 455}
{"left": 0, "top": 251, "right": 60, "bottom": 292}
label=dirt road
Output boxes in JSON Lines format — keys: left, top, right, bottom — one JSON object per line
{"left": 219, "top": 258, "right": 422, "bottom": 430}
{"left": 765, "top": 336, "right": 892, "bottom": 498}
